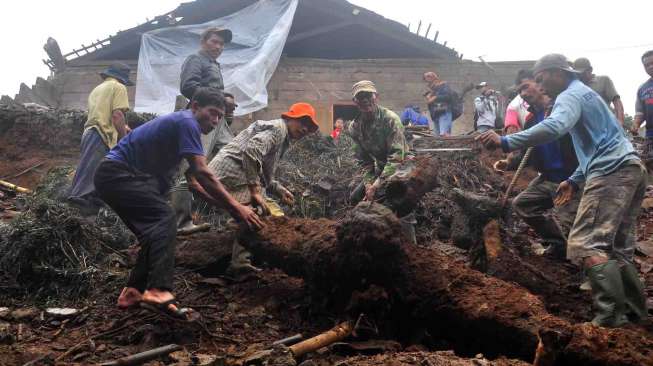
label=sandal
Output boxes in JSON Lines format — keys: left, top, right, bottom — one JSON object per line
{"left": 140, "top": 299, "right": 200, "bottom": 322}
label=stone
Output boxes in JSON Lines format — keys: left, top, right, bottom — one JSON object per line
{"left": 10, "top": 307, "right": 39, "bottom": 321}
{"left": 45, "top": 308, "right": 79, "bottom": 319}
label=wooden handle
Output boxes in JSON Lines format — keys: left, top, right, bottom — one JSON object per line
{"left": 289, "top": 321, "right": 353, "bottom": 357}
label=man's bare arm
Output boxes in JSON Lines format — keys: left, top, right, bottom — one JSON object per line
{"left": 186, "top": 154, "right": 264, "bottom": 229}
{"left": 111, "top": 109, "right": 130, "bottom": 139}
{"left": 612, "top": 97, "right": 625, "bottom": 126}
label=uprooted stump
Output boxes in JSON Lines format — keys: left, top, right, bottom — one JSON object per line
{"left": 238, "top": 203, "right": 653, "bottom": 365}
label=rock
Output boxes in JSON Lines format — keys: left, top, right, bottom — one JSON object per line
{"left": 10, "top": 307, "right": 39, "bottom": 321}
{"left": 45, "top": 308, "right": 79, "bottom": 319}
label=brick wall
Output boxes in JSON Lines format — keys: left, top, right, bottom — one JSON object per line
{"left": 54, "top": 57, "right": 533, "bottom": 135}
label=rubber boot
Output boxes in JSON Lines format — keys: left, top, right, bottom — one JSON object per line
{"left": 170, "top": 190, "right": 210, "bottom": 235}
{"left": 586, "top": 260, "right": 629, "bottom": 327}
{"left": 620, "top": 262, "right": 648, "bottom": 322}
{"left": 226, "top": 239, "right": 262, "bottom": 276}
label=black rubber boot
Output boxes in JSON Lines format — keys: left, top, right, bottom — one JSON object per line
{"left": 620, "top": 262, "right": 648, "bottom": 323}
{"left": 587, "top": 260, "right": 629, "bottom": 327}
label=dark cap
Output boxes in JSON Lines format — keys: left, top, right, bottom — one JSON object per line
{"left": 533, "top": 54, "right": 580, "bottom": 75}
{"left": 201, "top": 27, "right": 232, "bottom": 44}
{"left": 572, "top": 57, "right": 592, "bottom": 73}
{"left": 100, "top": 62, "right": 133, "bottom": 86}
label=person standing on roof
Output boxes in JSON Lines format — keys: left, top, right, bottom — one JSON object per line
{"left": 171, "top": 27, "right": 233, "bottom": 235}
{"left": 67, "top": 63, "right": 133, "bottom": 216}
{"left": 423, "top": 72, "right": 454, "bottom": 136}
{"left": 573, "top": 57, "right": 625, "bottom": 126}
{"left": 478, "top": 54, "right": 647, "bottom": 328}
{"left": 207, "top": 102, "right": 319, "bottom": 275}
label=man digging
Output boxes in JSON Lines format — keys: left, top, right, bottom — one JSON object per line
{"left": 207, "top": 102, "right": 319, "bottom": 275}
{"left": 478, "top": 54, "right": 648, "bottom": 327}
{"left": 94, "top": 88, "right": 263, "bottom": 320}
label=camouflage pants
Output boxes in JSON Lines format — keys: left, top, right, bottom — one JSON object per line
{"left": 512, "top": 175, "right": 580, "bottom": 247}
{"left": 567, "top": 160, "right": 647, "bottom": 265}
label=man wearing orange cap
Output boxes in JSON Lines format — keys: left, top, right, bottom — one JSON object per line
{"left": 208, "top": 102, "right": 319, "bottom": 274}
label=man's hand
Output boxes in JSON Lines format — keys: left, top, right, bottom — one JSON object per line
{"left": 554, "top": 180, "right": 576, "bottom": 206}
{"left": 251, "top": 191, "right": 271, "bottom": 216}
{"left": 476, "top": 130, "right": 502, "bottom": 149}
{"left": 493, "top": 159, "right": 508, "bottom": 172}
{"left": 278, "top": 186, "right": 295, "bottom": 205}
{"left": 363, "top": 183, "right": 377, "bottom": 201}
{"left": 233, "top": 203, "right": 264, "bottom": 230}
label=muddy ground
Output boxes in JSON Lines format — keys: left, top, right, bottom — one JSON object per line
{"left": 0, "top": 105, "right": 652, "bottom": 365}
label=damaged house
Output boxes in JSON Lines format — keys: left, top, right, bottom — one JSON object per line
{"left": 14, "top": 0, "right": 531, "bottom": 134}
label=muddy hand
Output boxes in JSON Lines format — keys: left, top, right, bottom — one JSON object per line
{"left": 554, "top": 180, "right": 574, "bottom": 207}
{"left": 279, "top": 187, "right": 295, "bottom": 205}
{"left": 475, "top": 130, "right": 502, "bottom": 149}
{"left": 236, "top": 203, "right": 264, "bottom": 230}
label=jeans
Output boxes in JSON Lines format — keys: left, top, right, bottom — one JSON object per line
{"left": 437, "top": 111, "right": 453, "bottom": 136}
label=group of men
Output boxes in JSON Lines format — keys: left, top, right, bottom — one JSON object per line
{"left": 478, "top": 52, "right": 653, "bottom": 327}
{"left": 65, "top": 26, "right": 411, "bottom": 320}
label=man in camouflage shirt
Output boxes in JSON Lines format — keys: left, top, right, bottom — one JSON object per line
{"left": 347, "top": 80, "right": 414, "bottom": 243}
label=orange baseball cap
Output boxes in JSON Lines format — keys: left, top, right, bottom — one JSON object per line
{"left": 281, "top": 103, "right": 319, "bottom": 132}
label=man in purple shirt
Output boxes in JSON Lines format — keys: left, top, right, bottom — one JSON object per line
{"left": 94, "top": 88, "right": 263, "bottom": 320}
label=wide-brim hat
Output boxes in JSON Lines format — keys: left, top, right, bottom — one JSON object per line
{"left": 282, "top": 102, "right": 319, "bottom": 132}
{"left": 533, "top": 54, "right": 580, "bottom": 76}
{"left": 100, "top": 62, "right": 134, "bottom": 86}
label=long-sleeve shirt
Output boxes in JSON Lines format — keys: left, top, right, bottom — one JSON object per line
{"left": 501, "top": 79, "right": 638, "bottom": 185}
{"left": 179, "top": 50, "right": 224, "bottom": 100}
{"left": 208, "top": 119, "right": 289, "bottom": 204}
{"left": 347, "top": 106, "right": 408, "bottom": 184}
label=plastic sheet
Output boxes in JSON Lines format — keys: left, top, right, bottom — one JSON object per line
{"left": 135, "top": 0, "right": 298, "bottom": 115}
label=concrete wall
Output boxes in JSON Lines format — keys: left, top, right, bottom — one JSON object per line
{"left": 52, "top": 57, "right": 532, "bottom": 135}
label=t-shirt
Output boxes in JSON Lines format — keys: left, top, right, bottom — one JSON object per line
{"left": 636, "top": 78, "right": 653, "bottom": 137}
{"left": 588, "top": 75, "right": 619, "bottom": 106}
{"left": 84, "top": 77, "right": 130, "bottom": 148}
{"left": 107, "top": 110, "right": 204, "bottom": 192}
{"left": 400, "top": 107, "right": 429, "bottom": 126}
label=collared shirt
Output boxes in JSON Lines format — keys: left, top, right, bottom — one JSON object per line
{"left": 501, "top": 79, "right": 637, "bottom": 184}
{"left": 84, "top": 77, "right": 130, "bottom": 148}
{"left": 636, "top": 78, "right": 653, "bottom": 136}
{"left": 347, "top": 105, "right": 408, "bottom": 183}
{"left": 208, "top": 119, "right": 289, "bottom": 204}
{"left": 107, "top": 110, "right": 204, "bottom": 193}
{"left": 179, "top": 50, "right": 224, "bottom": 99}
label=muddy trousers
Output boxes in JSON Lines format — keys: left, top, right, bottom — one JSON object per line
{"left": 567, "top": 161, "right": 647, "bottom": 265}
{"left": 94, "top": 160, "right": 176, "bottom": 292}
{"left": 512, "top": 175, "right": 579, "bottom": 248}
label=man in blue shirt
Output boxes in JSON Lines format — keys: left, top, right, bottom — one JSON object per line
{"left": 94, "top": 88, "right": 263, "bottom": 320}
{"left": 633, "top": 50, "right": 653, "bottom": 171}
{"left": 478, "top": 54, "right": 647, "bottom": 328}
{"left": 400, "top": 105, "right": 429, "bottom": 126}
{"left": 498, "top": 78, "right": 579, "bottom": 260}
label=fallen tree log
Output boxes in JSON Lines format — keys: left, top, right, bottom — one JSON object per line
{"left": 238, "top": 203, "right": 653, "bottom": 365}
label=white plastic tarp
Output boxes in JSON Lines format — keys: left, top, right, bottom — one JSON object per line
{"left": 135, "top": 0, "right": 298, "bottom": 115}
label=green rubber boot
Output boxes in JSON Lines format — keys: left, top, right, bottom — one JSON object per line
{"left": 620, "top": 262, "right": 648, "bottom": 323}
{"left": 587, "top": 260, "right": 629, "bottom": 327}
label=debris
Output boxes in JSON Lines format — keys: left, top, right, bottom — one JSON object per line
{"left": 0, "top": 180, "right": 31, "bottom": 194}
{"left": 289, "top": 321, "right": 354, "bottom": 357}
{"left": 45, "top": 308, "right": 80, "bottom": 319}
{"left": 272, "top": 333, "right": 304, "bottom": 347}
{"left": 9, "top": 307, "right": 39, "bottom": 321}
{"left": 99, "top": 344, "right": 182, "bottom": 366}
